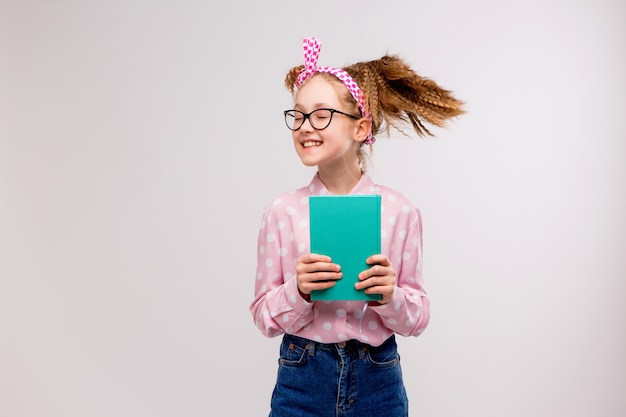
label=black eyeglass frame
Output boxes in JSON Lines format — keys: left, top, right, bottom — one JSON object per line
{"left": 283, "top": 108, "right": 361, "bottom": 131}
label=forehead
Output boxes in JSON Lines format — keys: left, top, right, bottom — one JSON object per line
{"left": 295, "top": 76, "right": 345, "bottom": 108}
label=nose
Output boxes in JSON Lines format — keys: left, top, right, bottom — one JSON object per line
{"left": 299, "top": 114, "right": 314, "bottom": 131}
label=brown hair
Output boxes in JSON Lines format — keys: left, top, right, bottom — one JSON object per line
{"left": 285, "top": 54, "right": 465, "bottom": 169}
{"left": 286, "top": 54, "right": 464, "bottom": 134}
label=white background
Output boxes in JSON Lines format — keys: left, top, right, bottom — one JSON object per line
{"left": 1, "top": 1, "right": 625, "bottom": 416}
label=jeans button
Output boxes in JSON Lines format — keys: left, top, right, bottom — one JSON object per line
{"left": 337, "top": 342, "right": 346, "bottom": 348}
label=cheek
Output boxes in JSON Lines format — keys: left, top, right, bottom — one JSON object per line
{"left": 291, "top": 132, "right": 301, "bottom": 151}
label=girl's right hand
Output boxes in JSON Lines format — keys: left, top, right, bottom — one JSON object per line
{"left": 295, "top": 253, "right": 342, "bottom": 297}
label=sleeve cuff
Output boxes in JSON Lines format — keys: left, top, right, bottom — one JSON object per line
{"left": 368, "top": 286, "right": 405, "bottom": 316}
{"left": 284, "top": 278, "right": 313, "bottom": 315}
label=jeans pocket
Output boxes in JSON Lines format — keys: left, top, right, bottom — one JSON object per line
{"left": 365, "top": 343, "right": 400, "bottom": 368}
{"left": 278, "top": 338, "right": 308, "bottom": 367}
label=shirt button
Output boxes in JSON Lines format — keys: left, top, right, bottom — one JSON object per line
{"left": 337, "top": 342, "right": 347, "bottom": 348}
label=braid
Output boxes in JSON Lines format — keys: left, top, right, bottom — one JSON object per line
{"left": 344, "top": 55, "right": 465, "bottom": 138}
{"left": 359, "top": 66, "right": 381, "bottom": 132}
{"left": 284, "top": 55, "right": 464, "bottom": 140}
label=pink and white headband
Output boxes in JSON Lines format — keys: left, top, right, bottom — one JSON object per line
{"left": 294, "top": 37, "right": 375, "bottom": 145}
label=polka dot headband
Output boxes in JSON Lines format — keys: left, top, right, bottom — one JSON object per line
{"left": 294, "top": 37, "right": 375, "bottom": 145}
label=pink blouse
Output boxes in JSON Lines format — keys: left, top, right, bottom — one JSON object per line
{"left": 249, "top": 173, "right": 430, "bottom": 347}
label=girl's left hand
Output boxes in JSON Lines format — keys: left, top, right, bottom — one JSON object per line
{"left": 355, "top": 254, "right": 396, "bottom": 305}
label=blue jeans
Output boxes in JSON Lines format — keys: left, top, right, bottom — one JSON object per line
{"left": 269, "top": 334, "right": 409, "bottom": 417}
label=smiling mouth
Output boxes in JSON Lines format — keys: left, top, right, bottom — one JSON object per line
{"left": 302, "top": 141, "right": 322, "bottom": 148}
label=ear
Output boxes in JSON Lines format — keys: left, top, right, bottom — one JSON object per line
{"left": 352, "top": 117, "right": 372, "bottom": 143}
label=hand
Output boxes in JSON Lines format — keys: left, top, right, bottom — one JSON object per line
{"left": 355, "top": 254, "right": 396, "bottom": 305}
{"left": 295, "top": 253, "right": 342, "bottom": 298}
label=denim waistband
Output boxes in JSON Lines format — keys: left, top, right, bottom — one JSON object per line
{"left": 282, "top": 333, "right": 396, "bottom": 357}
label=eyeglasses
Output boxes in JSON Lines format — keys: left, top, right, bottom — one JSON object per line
{"left": 283, "top": 108, "right": 361, "bottom": 131}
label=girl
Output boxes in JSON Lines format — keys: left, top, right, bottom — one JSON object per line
{"left": 250, "top": 37, "right": 464, "bottom": 417}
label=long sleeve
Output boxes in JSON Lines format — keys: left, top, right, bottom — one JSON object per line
{"left": 249, "top": 205, "right": 314, "bottom": 338}
{"left": 369, "top": 206, "right": 430, "bottom": 337}
{"left": 249, "top": 175, "right": 431, "bottom": 347}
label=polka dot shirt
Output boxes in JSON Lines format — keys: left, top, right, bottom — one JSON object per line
{"left": 249, "top": 173, "right": 430, "bottom": 347}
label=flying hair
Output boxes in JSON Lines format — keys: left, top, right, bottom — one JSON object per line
{"left": 285, "top": 45, "right": 465, "bottom": 140}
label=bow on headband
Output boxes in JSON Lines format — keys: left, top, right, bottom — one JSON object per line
{"left": 295, "top": 37, "right": 375, "bottom": 145}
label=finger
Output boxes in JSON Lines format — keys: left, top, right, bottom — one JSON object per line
{"left": 302, "top": 263, "right": 341, "bottom": 276}
{"left": 304, "top": 271, "right": 342, "bottom": 283}
{"left": 302, "top": 279, "right": 338, "bottom": 292}
{"left": 309, "top": 253, "right": 333, "bottom": 263}
{"left": 298, "top": 254, "right": 331, "bottom": 266}
{"left": 366, "top": 254, "right": 390, "bottom": 266}
{"left": 355, "top": 275, "right": 381, "bottom": 289}
{"left": 356, "top": 272, "right": 394, "bottom": 289}
{"left": 297, "top": 260, "right": 341, "bottom": 277}
{"left": 358, "top": 279, "right": 393, "bottom": 304}
{"left": 358, "top": 264, "right": 388, "bottom": 281}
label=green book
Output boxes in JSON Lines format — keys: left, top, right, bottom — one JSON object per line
{"left": 309, "top": 195, "right": 382, "bottom": 301}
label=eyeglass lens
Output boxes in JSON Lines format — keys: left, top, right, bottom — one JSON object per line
{"left": 285, "top": 109, "right": 334, "bottom": 130}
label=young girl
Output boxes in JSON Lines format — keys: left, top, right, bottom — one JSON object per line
{"left": 250, "top": 37, "right": 464, "bottom": 417}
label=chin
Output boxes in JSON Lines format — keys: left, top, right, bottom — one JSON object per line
{"left": 296, "top": 151, "right": 319, "bottom": 167}
{"left": 299, "top": 159, "right": 318, "bottom": 167}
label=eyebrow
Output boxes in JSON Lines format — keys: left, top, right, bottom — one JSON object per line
{"left": 293, "top": 103, "right": 335, "bottom": 110}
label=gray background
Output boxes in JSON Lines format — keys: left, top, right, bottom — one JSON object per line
{"left": 1, "top": 1, "right": 625, "bottom": 416}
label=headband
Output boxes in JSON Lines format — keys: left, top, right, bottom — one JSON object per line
{"left": 294, "top": 37, "right": 375, "bottom": 145}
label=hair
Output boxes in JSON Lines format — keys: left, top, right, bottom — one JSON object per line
{"left": 285, "top": 54, "right": 465, "bottom": 169}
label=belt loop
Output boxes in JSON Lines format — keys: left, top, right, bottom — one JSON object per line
{"left": 357, "top": 342, "right": 367, "bottom": 359}
{"left": 306, "top": 341, "right": 316, "bottom": 356}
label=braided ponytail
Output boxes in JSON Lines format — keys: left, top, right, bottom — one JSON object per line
{"left": 344, "top": 55, "right": 465, "bottom": 138}
{"left": 283, "top": 53, "right": 464, "bottom": 171}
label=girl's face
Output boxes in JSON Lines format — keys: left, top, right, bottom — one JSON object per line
{"left": 291, "top": 76, "right": 364, "bottom": 172}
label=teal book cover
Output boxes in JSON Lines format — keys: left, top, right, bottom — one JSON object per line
{"left": 309, "top": 195, "right": 382, "bottom": 301}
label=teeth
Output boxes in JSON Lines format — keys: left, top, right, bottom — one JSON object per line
{"left": 303, "top": 141, "right": 321, "bottom": 148}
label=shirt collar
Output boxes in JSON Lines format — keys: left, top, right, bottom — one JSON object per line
{"left": 308, "top": 172, "right": 375, "bottom": 196}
